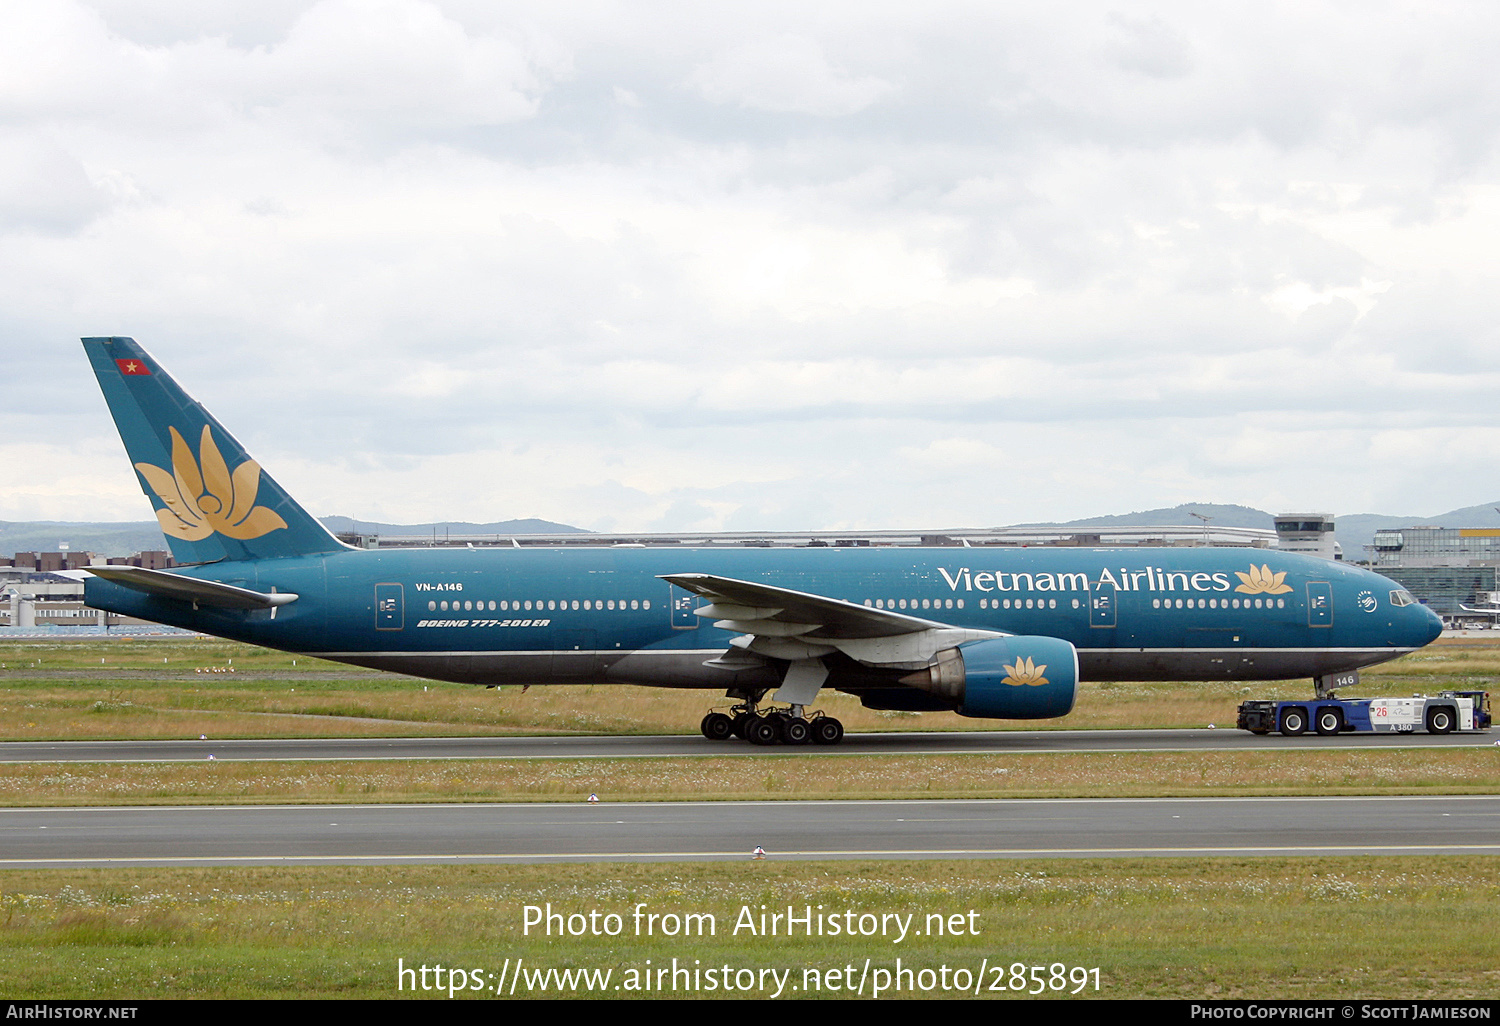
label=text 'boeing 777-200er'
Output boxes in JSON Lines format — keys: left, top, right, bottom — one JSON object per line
{"left": 78, "top": 336, "right": 1443, "bottom": 745}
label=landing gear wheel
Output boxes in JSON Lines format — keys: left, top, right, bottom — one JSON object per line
{"left": 1426, "top": 707, "right": 1455, "bottom": 734}
{"left": 731, "top": 712, "right": 749, "bottom": 739}
{"left": 1280, "top": 708, "right": 1307, "bottom": 736}
{"left": 782, "top": 718, "right": 811, "bottom": 745}
{"left": 746, "top": 716, "right": 780, "bottom": 746}
{"left": 811, "top": 717, "right": 845, "bottom": 745}
{"left": 700, "top": 712, "right": 734, "bottom": 741}
{"left": 1315, "top": 709, "right": 1343, "bottom": 736}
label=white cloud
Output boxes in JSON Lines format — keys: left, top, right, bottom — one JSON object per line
{"left": 1262, "top": 276, "right": 1392, "bottom": 321}
{"left": 251, "top": 0, "right": 556, "bottom": 130}
{"left": 0, "top": 133, "right": 110, "bottom": 232}
{"left": 688, "top": 33, "right": 895, "bottom": 115}
{"left": 0, "top": 0, "right": 560, "bottom": 136}
{"left": 6, "top": 2, "right": 1500, "bottom": 530}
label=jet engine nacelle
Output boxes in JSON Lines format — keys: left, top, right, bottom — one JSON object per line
{"left": 899, "top": 636, "right": 1079, "bottom": 719}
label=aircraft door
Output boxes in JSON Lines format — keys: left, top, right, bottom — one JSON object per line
{"left": 1090, "top": 582, "right": 1117, "bottom": 628}
{"left": 375, "top": 583, "right": 403, "bottom": 631}
{"left": 669, "top": 585, "right": 698, "bottom": 629}
{"left": 1307, "top": 582, "right": 1333, "bottom": 627}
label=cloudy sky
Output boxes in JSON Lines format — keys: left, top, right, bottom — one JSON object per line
{"left": 4, "top": 1, "right": 1499, "bottom": 532}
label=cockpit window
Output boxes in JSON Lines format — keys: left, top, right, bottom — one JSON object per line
{"left": 1389, "top": 590, "right": 1416, "bottom": 607}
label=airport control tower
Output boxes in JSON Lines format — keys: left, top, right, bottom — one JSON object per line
{"left": 1274, "top": 513, "right": 1341, "bottom": 561}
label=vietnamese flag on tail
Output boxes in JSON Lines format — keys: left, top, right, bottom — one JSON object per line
{"left": 115, "top": 358, "right": 151, "bottom": 375}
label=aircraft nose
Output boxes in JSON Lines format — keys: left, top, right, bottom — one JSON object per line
{"left": 1415, "top": 604, "right": 1443, "bottom": 646}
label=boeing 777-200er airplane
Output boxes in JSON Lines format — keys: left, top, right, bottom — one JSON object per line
{"left": 79, "top": 337, "right": 1443, "bottom": 745}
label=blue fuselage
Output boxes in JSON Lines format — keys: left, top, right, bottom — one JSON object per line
{"left": 86, "top": 545, "right": 1443, "bottom": 698}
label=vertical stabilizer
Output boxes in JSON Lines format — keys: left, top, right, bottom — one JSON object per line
{"left": 83, "top": 336, "right": 348, "bottom": 563}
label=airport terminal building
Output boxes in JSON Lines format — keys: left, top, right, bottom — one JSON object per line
{"left": 1371, "top": 527, "right": 1500, "bottom": 621}
{"left": 1, "top": 550, "right": 171, "bottom": 629}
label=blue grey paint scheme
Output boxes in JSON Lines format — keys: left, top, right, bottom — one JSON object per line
{"left": 80, "top": 337, "right": 1444, "bottom": 722}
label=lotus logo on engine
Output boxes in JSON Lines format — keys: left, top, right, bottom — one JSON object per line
{"left": 1002, "top": 656, "right": 1049, "bottom": 687}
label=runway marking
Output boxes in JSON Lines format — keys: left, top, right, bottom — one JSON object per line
{"left": 10, "top": 798, "right": 1497, "bottom": 863}
{"left": 5, "top": 793, "right": 1499, "bottom": 814}
{"left": 1, "top": 729, "right": 1484, "bottom": 763}
{"left": 4, "top": 744, "right": 1471, "bottom": 762}
{"left": 4, "top": 843, "right": 1500, "bottom": 866}
{"left": 4, "top": 793, "right": 1499, "bottom": 815}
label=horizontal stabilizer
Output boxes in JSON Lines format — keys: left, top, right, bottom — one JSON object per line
{"left": 86, "top": 566, "right": 298, "bottom": 611}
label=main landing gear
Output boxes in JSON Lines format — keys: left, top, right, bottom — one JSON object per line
{"left": 700, "top": 701, "right": 844, "bottom": 746}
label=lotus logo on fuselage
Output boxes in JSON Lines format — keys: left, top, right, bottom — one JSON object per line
{"left": 134, "top": 426, "right": 288, "bottom": 541}
{"left": 1234, "top": 565, "right": 1293, "bottom": 595}
{"left": 1002, "top": 656, "right": 1048, "bottom": 687}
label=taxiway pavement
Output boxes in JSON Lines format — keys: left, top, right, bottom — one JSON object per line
{"left": 4, "top": 796, "right": 1498, "bottom": 866}
{"left": 1, "top": 728, "right": 1492, "bottom": 763}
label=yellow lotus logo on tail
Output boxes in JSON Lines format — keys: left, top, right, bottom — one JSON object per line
{"left": 1235, "top": 564, "right": 1293, "bottom": 595}
{"left": 1002, "top": 656, "right": 1049, "bottom": 687}
{"left": 134, "top": 426, "right": 288, "bottom": 541}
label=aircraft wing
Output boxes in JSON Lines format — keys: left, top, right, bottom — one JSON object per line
{"left": 84, "top": 566, "right": 299, "bottom": 611}
{"left": 661, "top": 572, "right": 1003, "bottom": 672}
{"left": 661, "top": 571, "right": 943, "bottom": 639}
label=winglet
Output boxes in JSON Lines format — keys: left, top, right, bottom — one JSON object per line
{"left": 82, "top": 337, "right": 348, "bottom": 563}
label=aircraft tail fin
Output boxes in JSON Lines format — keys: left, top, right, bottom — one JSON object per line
{"left": 82, "top": 336, "right": 348, "bottom": 563}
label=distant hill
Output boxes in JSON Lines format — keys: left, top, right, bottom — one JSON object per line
{"left": 1331, "top": 503, "right": 1500, "bottom": 559}
{"left": 9, "top": 501, "right": 1500, "bottom": 560}
{"left": 1006, "top": 501, "right": 1500, "bottom": 558}
{"left": 0, "top": 516, "right": 588, "bottom": 558}
{"left": 0, "top": 521, "right": 167, "bottom": 559}
{"left": 1009, "top": 503, "right": 1274, "bottom": 531}
{"left": 319, "top": 516, "right": 588, "bottom": 540}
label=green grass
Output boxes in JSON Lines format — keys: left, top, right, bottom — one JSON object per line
{"left": 2, "top": 636, "right": 1495, "bottom": 807}
{"left": 2, "top": 748, "right": 1497, "bottom": 807}
{"left": 1, "top": 636, "right": 1494, "bottom": 742}
{"left": 2, "top": 859, "right": 1496, "bottom": 999}
{"left": 1, "top": 637, "right": 1496, "bottom": 1001}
